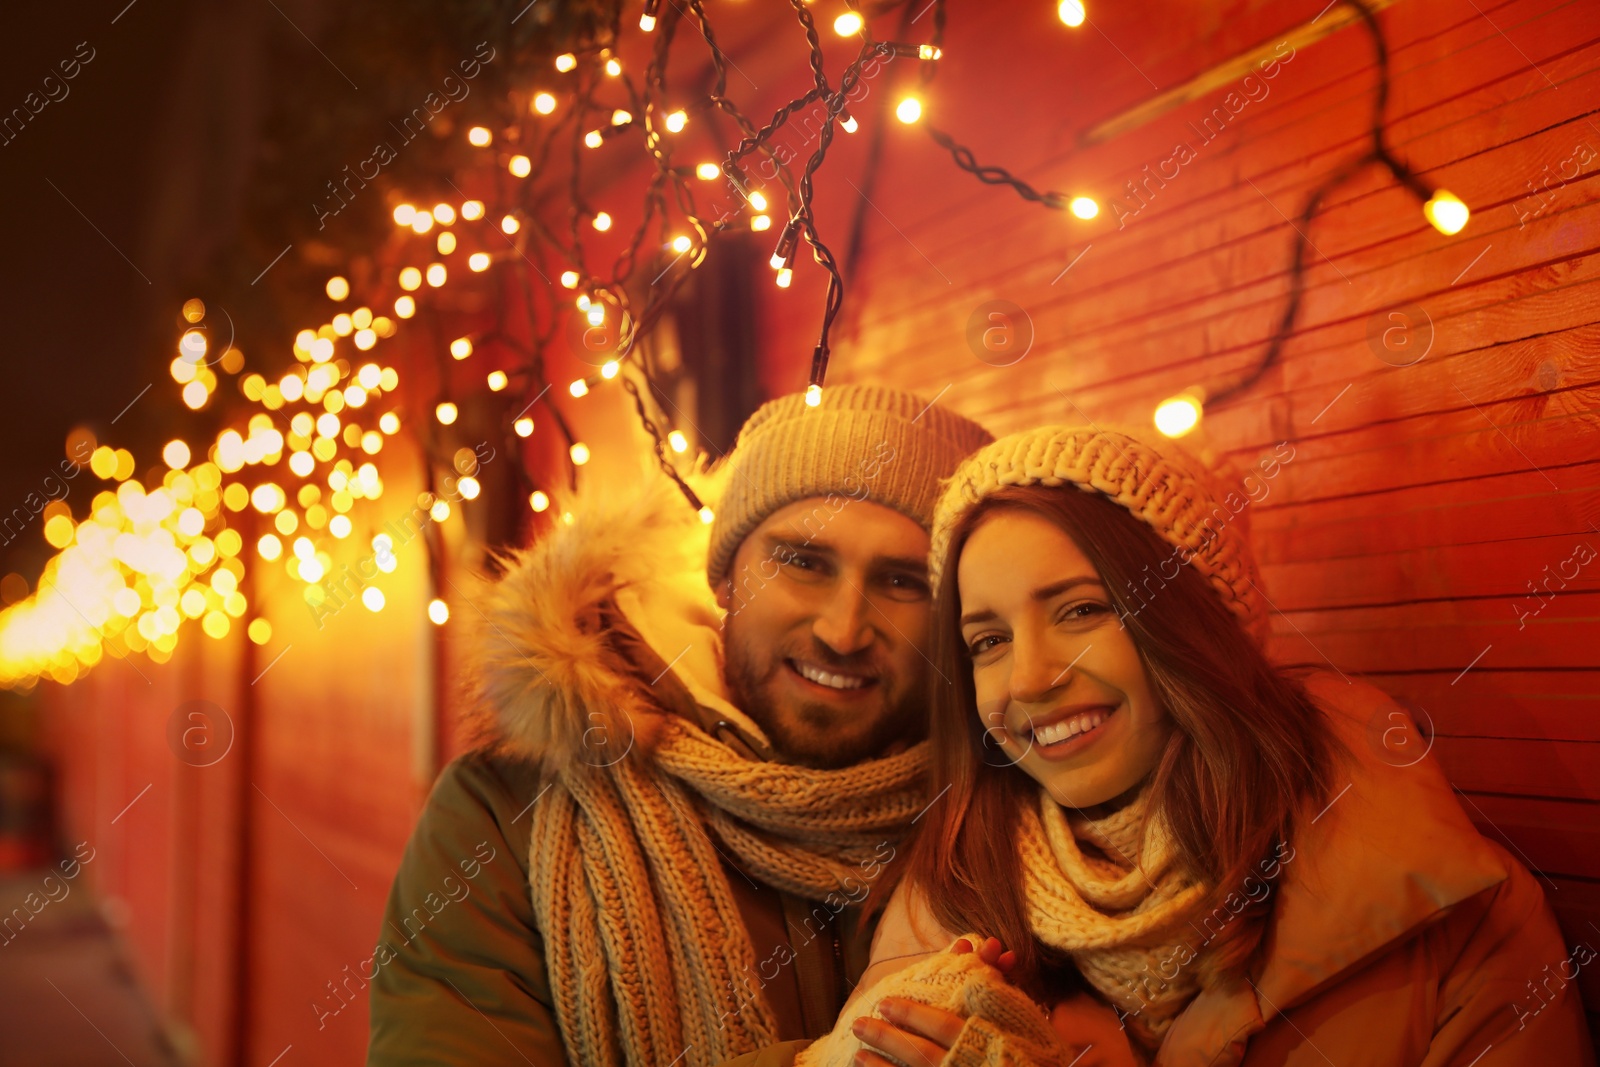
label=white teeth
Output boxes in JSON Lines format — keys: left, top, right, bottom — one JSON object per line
{"left": 1032, "top": 710, "right": 1108, "bottom": 746}
{"left": 794, "top": 661, "right": 868, "bottom": 690}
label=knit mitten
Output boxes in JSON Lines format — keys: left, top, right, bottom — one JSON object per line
{"left": 796, "top": 936, "right": 1073, "bottom": 1067}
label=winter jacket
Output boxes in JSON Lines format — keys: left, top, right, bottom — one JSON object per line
{"left": 853, "top": 671, "right": 1596, "bottom": 1066}
{"left": 365, "top": 478, "right": 881, "bottom": 1066}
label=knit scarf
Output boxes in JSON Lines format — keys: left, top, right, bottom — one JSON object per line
{"left": 1018, "top": 786, "right": 1209, "bottom": 1052}
{"left": 528, "top": 716, "right": 929, "bottom": 1067}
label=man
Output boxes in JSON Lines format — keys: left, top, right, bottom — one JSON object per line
{"left": 366, "top": 384, "right": 992, "bottom": 1065}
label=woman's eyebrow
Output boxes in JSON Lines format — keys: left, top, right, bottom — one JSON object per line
{"left": 959, "top": 576, "right": 1103, "bottom": 628}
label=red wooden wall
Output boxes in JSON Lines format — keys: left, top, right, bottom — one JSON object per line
{"left": 35, "top": 0, "right": 1599, "bottom": 1061}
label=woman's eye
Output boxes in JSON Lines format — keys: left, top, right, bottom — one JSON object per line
{"left": 966, "top": 634, "right": 1005, "bottom": 657}
{"left": 1059, "top": 601, "right": 1109, "bottom": 622}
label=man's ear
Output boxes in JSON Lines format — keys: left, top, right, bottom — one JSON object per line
{"left": 714, "top": 575, "right": 734, "bottom": 613}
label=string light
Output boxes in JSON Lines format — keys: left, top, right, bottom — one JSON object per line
{"left": 592, "top": 212, "right": 612, "bottom": 232}
{"left": 896, "top": 96, "right": 923, "bottom": 123}
{"left": 468, "top": 126, "right": 492, "bottom": 146}
{"left": 1423, "top": 190, "right": 1469, "bottom": 235}
{"left": 601, "top": 360, "right": 620, "bottom": 379}
{"left": 325, "top": 276, "right": 350, "bottom": 301}
{"left": 529, "top": 490, "right": 549, "bottom": 512}
{"left": 664, "top": 110, "right": 688, "bottom": 133}
{"left": 560, "top": 270, "right": 580, "bottom": 288}
{"left": 487, "top": 371, "right": 507, "bottom": 391}
{"left": 639, "top": 0, "right": 660, "bottom": 31}
{"left": 428, "top": 598, "right": 449, "bottom": 624}
{"left": 1154, "top": 389, "right": 1204, "bottom": 438}
{"left": 435, "top": 402, "right": 458, "bottom": 425}
{"left": 1069, "top": 196, "right": 1099, "bottom": 219}
{"left": 469, "top": 252, "right": 491, "bottom": 271}
{"left": 460, "top": 200, "right": 484, "bottom": 220}
{"left": 569, "top": 379, "right": 589, "bottom": 398}
{"left": 668, "top": 431, "right": 688, "bottom": 453}
{"left": 425, "top": 263, "right": 447, "bottom": 287}
{"left": 696, "top": 162, "right": 720, "bottom": 180}
{"left": 437, "top": 232, "right": 457, "bottom": 254}
{"left": 513, "top": 417, "right": 534, "bottom": 437}
{"left": 433, "top": 203, "right": 456, "bottom": 225}
{"left": 509, "top": 155, "right": 532, "bottom": 178}
{"left": 604, "top": 58, "right": 622, "bottom": 77}
{"left": 394, "top": 295, "right": 415, "bottom": 318}
{"left": 532, "top": 92, "right": 557, "bottom": 115}
{"left": 554, "top": 53, "right": 577, "bottom": 72}
{"left": 570, "top": 443, "right": 591, "bottom": 465}
{"left": 834, "top": 12, "right": 864, "bottom": 35}
{"left": 1058, "top": 0, "right": 1086, "bottom": 27}
{"left": 450, "top": 338, "right": 473, "bottom": 359}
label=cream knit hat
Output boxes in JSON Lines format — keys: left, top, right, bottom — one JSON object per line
{"left": 706, "top": 385, "right": 993, "bottom": 586}
{"left": 928, "top": 424, "right": 1271, "bottom": 641}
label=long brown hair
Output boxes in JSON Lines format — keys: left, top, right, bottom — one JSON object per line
{"left": 884, "top": 485, "right": 1344, "bottom": 997}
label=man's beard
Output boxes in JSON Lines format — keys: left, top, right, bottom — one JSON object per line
{"left": 721, "top": 619, "right": 926, "bottom": 770}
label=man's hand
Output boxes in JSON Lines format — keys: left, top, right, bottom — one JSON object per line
{"left": 849, "top": 937, "right": 1014, "bottom": 1066}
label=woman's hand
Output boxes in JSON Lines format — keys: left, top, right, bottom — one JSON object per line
{"left": 850, "top": 937, "right": 1014, "bottom": 1066}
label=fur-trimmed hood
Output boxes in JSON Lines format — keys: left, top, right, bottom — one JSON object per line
{"left": 462, "top": 463, "right": 765, "bottom": 769}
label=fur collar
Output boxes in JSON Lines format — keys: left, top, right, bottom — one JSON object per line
{"left": 461, "top": 461, "right": 764, "bottom": 768}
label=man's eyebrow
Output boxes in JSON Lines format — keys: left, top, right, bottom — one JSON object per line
{"left": 959, "top": 576, "right": 1103, "bottom": 627}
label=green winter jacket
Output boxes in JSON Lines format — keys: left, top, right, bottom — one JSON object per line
{"left": 366, "top": 477, "right": 895, "bottom": 1066}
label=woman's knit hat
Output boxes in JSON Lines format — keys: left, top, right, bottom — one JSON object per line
{"left": 929, "top": 424, "right": 1272, "bottom": 641}
{"left": 706, "top": 385, "right": 993, "bottom": 587}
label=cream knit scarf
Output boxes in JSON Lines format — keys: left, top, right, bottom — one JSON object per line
{"left": 529, "top": 716, "right": 929, "bottom": 1067}
{"left": 1019, "top": 786, "right": 1209, "bottom": 1052}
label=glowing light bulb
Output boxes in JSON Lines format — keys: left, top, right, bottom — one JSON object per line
{"left": 529, "top": 490, "right": 549, "bottom": 511}
{"left": 775, "top": 267, "right": 793, "bottom": 288}
{"left": 1069, "top": 196, "right": 1099, "bottom": 219}
{"left": 1058, "top": 0, "right": 1086, "bottom": 26}
{"left": 664, "top": 109, "right": 688, "bottom": 133}
{"left": 918, "top": 45, "right": 942, "bottom": 60}
{"left": 533, "top": 91, "right": 557, "bottom": 114}
{"left": 399, "top": 267, "right": 422, "bottom": 291}
{"left": 469, "top": 252, "right": 491, "bottom": 272}
{"left": 501, "top": 215, "right": 520, "bottom": 234}
{"left": 380, "top": 411, "right": 401, "bottom": 434}
{"left": 326, "top": 276, "right": 350, "bottom": 301}
{"left": 468, "top": 126, "right": 492, "bottom": 146}
{"left": 394, "top": 295, "right": 416, "bottom": 318}
{"left": 509, "top": 154, "right": 532, "bottom": 177}
{"left": 1423, "top": 189, "right": 1469, "bottom": 235}
{"left": 592, "top": 212, "right": 612, "bottom": 232}
{"left": 1154, "top": 391, "right": 1203, "bottom": 438}
{"left": 425, "top": 263, "right": 447, "bottom": 287}
{"left": 163, "top": 440, "right": 191, "bottom": 469}
{"left": 584, "top": 129, "right": 605, "bottom": 149}
{"left": 896, "top": 96, "right": 922, "bottom": 124}
{"left": 411, "top": 211, "right": 434, "bottom": 234}
{"left": 450, "top": 337, "right": 473, "bottom": 359}
{"left": 840, "top": 112, "right": 859, "bottom": 134}
{"left": 487, "top": 371, "right": 508, "bottom": 391}
{"left": 748, "top": 190, "right": 768, "bottom": 212}
{"left": 513, "top": 417, "right": 534, "bottom": 437}
{"left": 639, "top": 12, "right": 656, "bottom": 30}
{"left": 560, "top": 270, "right": 580, "bottom": 288}
{"left": 604, "top": 58, "right": 621, "bottom": 76}
{"left": 433, "top": 203, "right": 456, "bottom": 225}
{"left": 428, "top": 599, "right": 449, "bottom": 624}
{"left": 834, "top": 11, "right": 864, "bottom": 35}
{"left": 393, "top": 203, "right": 417, "bottom": 226}
{"left": 668, "top": 430, "right": 688, "bottom": 453}
{"left": 569, "top": 379, "right": 589, "bottom": 398}
{"left": 362, "top": 587, "right": 385, "bottom": 612}
{"left": 570, "top": 442, "right": 591, "bottom": 465}
{"left": 555, "top": 53, "right": 577, "bottom": 72}
{"left": 601, "top": 360, "right": 620, "bottom": 379}
{"left": 805, "top": 384, "right": 822, "bottom": 407}
{"left": 436, "top": 402, "right": 458, "bottom": 425}
{"left": 671, "top": 234, "right": 692, "bottom": 253}
{"left": 257, "top": 533, "right": 283, "bottom": 561}
{"left": 611, "top": 109, "right": 633, "bottom": 126}
{"left": 586, "top": 303, "right": 605, "bottom": 326}
{"left": 696, "top": 162, "right": 720, "bottom": 180}
{"left": 437, "top": 231, "right": 457, "bottom": 254}
{"left": 461, "top": 200, "right": 485, "bottom": 220}
{"left": 751, "top": 214, "right": 772, "bottom": 231}
{"left": 698, "top": 506, "right": 714, "bottom": 524}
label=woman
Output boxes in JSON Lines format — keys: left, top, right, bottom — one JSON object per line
{"left": 800, "top": 425, "right": 1592, "bottom": 1067}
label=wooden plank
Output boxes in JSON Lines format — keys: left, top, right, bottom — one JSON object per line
{"left": 1431, "top": 735, "right": 1600, "bottom": 799}
{"left": 1459, "top": 794, "right": 1600, "bottom": 879}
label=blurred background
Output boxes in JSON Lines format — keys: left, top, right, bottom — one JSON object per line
{"left": 0, "top": 0, "right": 1595, "bottom": 1063}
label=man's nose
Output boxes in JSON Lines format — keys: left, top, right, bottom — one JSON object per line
{"left": 812, "top": 583, "right": 875, "bottom": 656}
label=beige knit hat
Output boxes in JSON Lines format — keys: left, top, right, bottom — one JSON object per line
{"left": 928, "top": 424, "right": 1271, "bottom": 641}
{"left": 706, "top": 385, "right": 993, "bottom": 586}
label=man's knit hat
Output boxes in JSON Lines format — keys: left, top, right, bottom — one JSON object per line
{"left": 706, "top": 384, "right": 993, "bottom": 586}
{"left": 929, "top": 424, "right": 1271, "bottom": 642}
